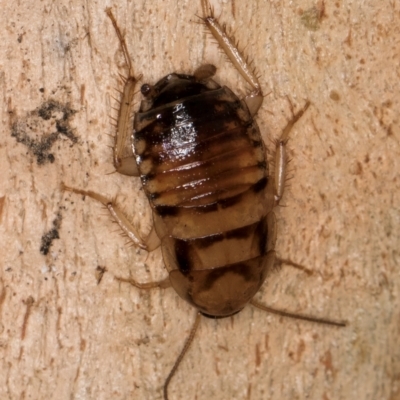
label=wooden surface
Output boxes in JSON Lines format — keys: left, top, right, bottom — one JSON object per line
{"left": 1, "top": 0, "right": 399, "bottom": 399}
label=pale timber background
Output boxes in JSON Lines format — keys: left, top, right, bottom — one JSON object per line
{"left": 1, "top": 0, "right": 399, "bottom": 399}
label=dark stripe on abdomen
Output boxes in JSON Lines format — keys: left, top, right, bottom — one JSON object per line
{"left": 167, "top": 218, "right": 269, "bottom": 274}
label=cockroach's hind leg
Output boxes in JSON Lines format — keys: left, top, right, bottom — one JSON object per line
{"left": 200, "top": 0, "right": 263, "bottom": 116}
{"left": 274, "top": 101, "right": 311, "bottom": 205}
{"left": 62, "top": 184, "right": 161, "bottom": 251}
{"left": 105, "top": 8, "right": 140, "bottom": 177}
{"left": 252, "top": 255, "right": 347, "bottom": 327}
{"left": 250, "top": 299, "right": 347, "bottom": 327}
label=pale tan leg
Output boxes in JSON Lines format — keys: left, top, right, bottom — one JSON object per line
{"left": 201, "top": 0, "right": 263, "bottom": 116}
{"left": 252, "top": 253, "right": 346, "bottom": 327}
{"left": 250, "top": 299, "right": 347, "bottom": 327}
{"left": 105, "top": 8, "right": 140, "bottom": 176}
{"left": 62, "top": 184, "right": 161, "bottom": 251}
{"left": 274, "top": 101, "right": 311, "bottom": 204}
{"left": 115, "top": 276, "right": 171, "bottom": 290}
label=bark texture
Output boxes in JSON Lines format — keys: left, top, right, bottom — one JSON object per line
{"left": 1, "top": 1, "right": 399, "bottom": 399}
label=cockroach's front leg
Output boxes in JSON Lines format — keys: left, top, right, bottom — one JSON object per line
{"left": 200, "top": 1, "right": 311, "bottom": 205}
{"left": 105, "top": 8, "right": 140, "bottom": 177}
{"left": 62, "top": 10, "right": 163, "bottom": 282}
{"left": 201, "top": 0, "right": 263, "bottom": 116}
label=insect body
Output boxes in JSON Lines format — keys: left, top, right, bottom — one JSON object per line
{"left": 135, "top": 72, "right": 274, "bottom": 317}
{"left": 64, "top": 1, "right": 346, "bottom": 398}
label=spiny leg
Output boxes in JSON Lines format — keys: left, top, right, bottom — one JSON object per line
{"left": 200, "top": 1, "right": 311, "bottom": 204}
{"left": 164, "top": 313, "right": 201, "bottom": 400}
{"left": 62, "top": 183, "right": 165, "bottom": 289}
{"left": 274, "top": 101, "right": 310, "bottom": 204}
{"left": 62, "top": 184, "right": 161, "bottom": 252}
{"left": 200, "top": 0, "right": 263, "bottom": 116}
{"left": 201, "top": 0, "right": 344, "bottom": 330}
{"left": 266, "top": 104, "right": 345, "bottom": 327}
{"left": 105, "top": 8, "right": 140, "bottom": 176}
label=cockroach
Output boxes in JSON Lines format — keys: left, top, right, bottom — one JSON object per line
{"left": 63, "top": 1, "right": 346, "bottom": 398}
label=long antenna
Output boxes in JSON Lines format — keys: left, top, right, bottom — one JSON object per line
{"left": 164, "top": 313, "right": 202, "bottom": 400}
{"left": 105, "top": 7, "right": 135, "bottom": 77}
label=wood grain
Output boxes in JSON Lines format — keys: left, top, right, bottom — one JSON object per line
{"left": 1, "top": 1, "right": 399, "bottom": 399}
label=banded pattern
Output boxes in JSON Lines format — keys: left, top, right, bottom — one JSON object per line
{"left": 134, "top": 75, "right": 276, "bottom": 316}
